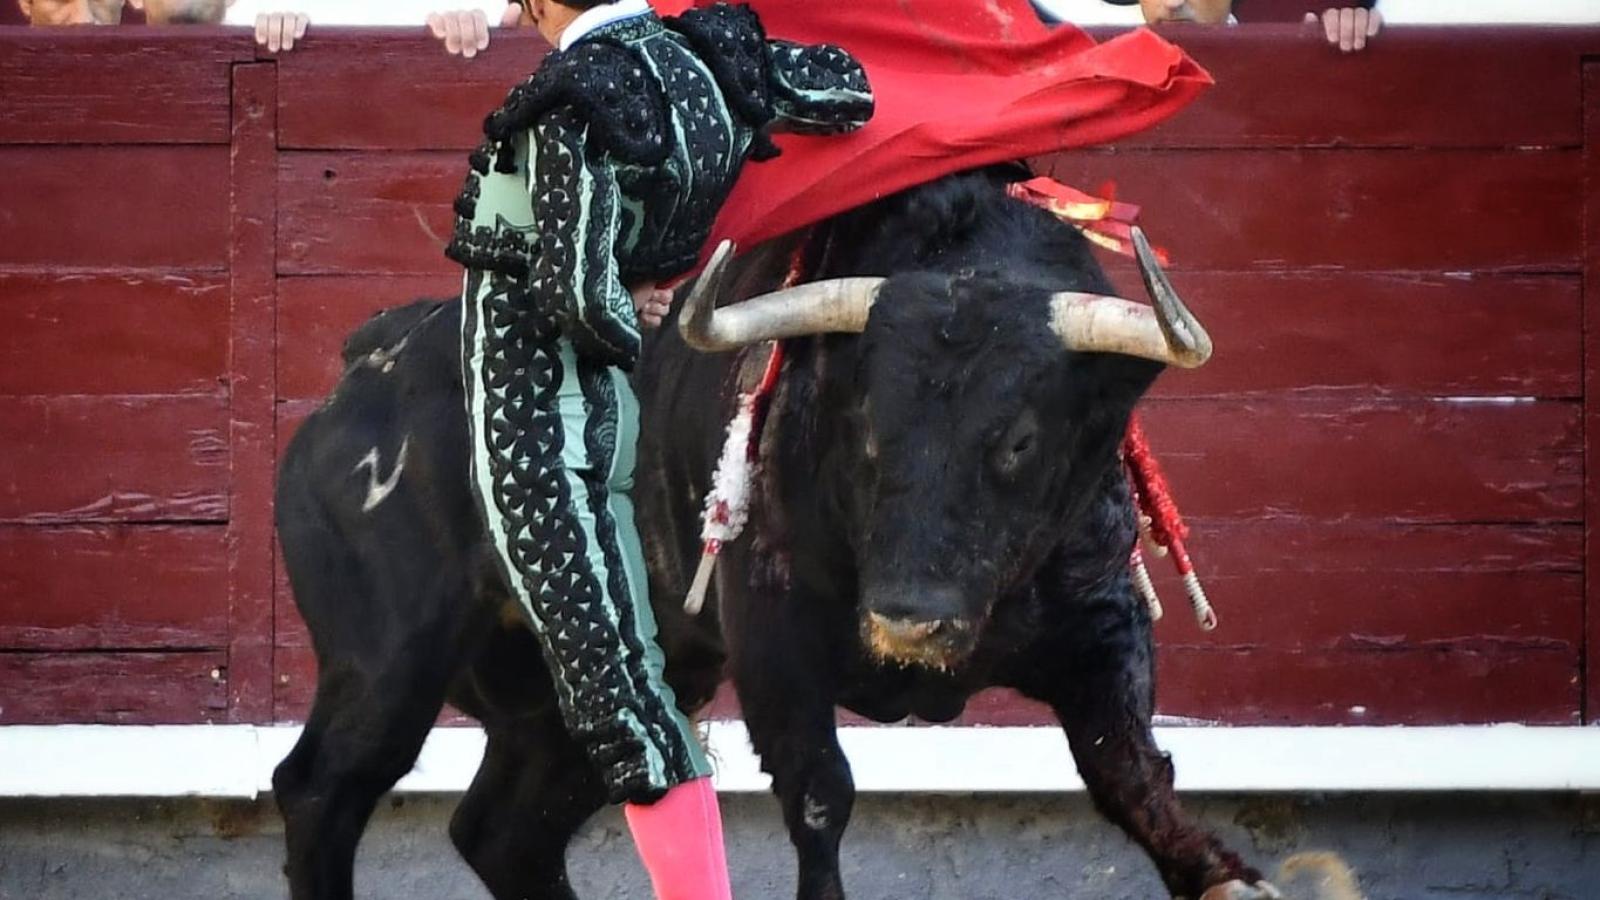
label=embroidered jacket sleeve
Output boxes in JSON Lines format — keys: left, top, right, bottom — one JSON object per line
{"left": 526, "top": 107, "right": 641, "bottom": 370}
{"left": 765, "top": 40, "right": 873, "bottom": 135}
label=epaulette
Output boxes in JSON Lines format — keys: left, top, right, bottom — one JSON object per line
{"left": 664, "top": 3, "right": 781, "bottom": 160}
{"left": 483, "top": 42, "right": 671, "bottom": 170}
{"left": 768, "top": 40, "right": 873, "bottom": 110}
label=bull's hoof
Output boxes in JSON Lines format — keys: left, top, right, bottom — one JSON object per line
{"left": 1198, "top": 880, "right": 1283, "bottom": 900}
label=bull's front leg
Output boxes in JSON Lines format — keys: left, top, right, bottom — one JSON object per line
{"left": 1013, "top": 572, "right": 1273, "bottom": 899}
{"left": 723, "top": 552, "right": 856, "bottom": 900}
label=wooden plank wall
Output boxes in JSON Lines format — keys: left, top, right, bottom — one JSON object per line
{"left": 0, "top": 32, "right": 257, "bottom": 723}
{"left": 0, "top": 26, "right": 1597, "bottom": 728}
{"left": 1044, "top": 28, "right": 1595, "bottom": 726}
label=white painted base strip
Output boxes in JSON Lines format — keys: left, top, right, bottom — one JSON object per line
{"left": 2, "top": 724, "right": 1598, "bottom": 799}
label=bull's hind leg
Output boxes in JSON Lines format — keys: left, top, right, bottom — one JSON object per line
{"left": 271, "top": 520, "right": 483, "bottom": 900}
{"left": 273, "top": 658, "right": 456, "bottom": 900}
{"left": 448, "top": 714, "right": 607, "bottom": 900}
{"left": 1013, "top": 571, "right": 1270, "bottom": 899}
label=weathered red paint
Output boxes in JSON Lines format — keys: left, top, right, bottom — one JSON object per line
{"left": 0, "top": 146, "right": 231, "bottom": 269}
{"left": 1, "top": 27, "right": 1598, "bottom": 728}
{"left": 276, "top": 32, "right": 548, "bottom": 151}
{"left": 1162, "top": 521, "right": 1583, "bottom": 650}
{"left": 0, "top": 525, "right": 230, "bottom": 650}
{"left": 0, "top": 273, "right": 229, "bottom": 396}
{"left": 227, "top": 64, "right": 280, "bottom": 723}
{"left": 1155, "top": 648, "right": 1581, "bottom": 726}
{"left": 0, "top": 32, "right": 253, "bottom": 144}
{"left": 1042, "top": 148, "right": 1584, "bottom": 273}
{"left": 0, "top": 394, "right": 230, "bottom": 523}
{"left": 0, "top": 651, "right": 230, "bottom": 725}
{"left": 1140, "top": 271, "right": 1582, "bottom": 400}
{"left": 1125, "top": 27, "right": 1587, "bottom": 148}
{"left": 1583, "top": 62, "right": 1600, "bottom": 724}
{"left": 277, "top": 152, "right": 461, "bottom": 275}
{"left": 1139, "top": 398, "right": 1582, "bottom": 521}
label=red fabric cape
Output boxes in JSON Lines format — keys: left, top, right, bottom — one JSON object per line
{"left": 650, "top": 0, "right": 1212, "bottom": 265}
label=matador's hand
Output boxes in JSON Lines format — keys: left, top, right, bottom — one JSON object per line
{"left": 630, "top": 283, "right": 672, "bottom": 330}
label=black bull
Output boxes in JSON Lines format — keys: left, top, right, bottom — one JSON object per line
{"left": 272, "top": 166, "right": 1277, "bottom": 900}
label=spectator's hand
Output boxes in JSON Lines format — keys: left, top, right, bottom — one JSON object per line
{"left": 18, "top": 0, "right": 96, "bottom": 24}
{"left": 1138, "top": 0, "right": 1232, "bottom": 25}
{"left": 1305, "top": 7, "right": 1382, "bottom": 52}
{"left": 255, "top": 12, "right": 309, "bottom": 52}
{"left": 427, "top": 9, "right": 492, "bottom": 58}
{"left": 630, "top": 283, "right": 672, "bottom": 330}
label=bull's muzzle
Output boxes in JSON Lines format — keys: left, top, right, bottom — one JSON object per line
{"left": 862, "top": 612, "right": 977, "bottom": 670}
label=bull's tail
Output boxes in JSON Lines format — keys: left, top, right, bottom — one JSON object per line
{"left": 1275, "top": 852, "right": 1364, "bottom": 900}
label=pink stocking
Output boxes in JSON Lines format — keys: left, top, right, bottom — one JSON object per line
{"left": 623, "top": 776, "right": 733, "bottom": 900}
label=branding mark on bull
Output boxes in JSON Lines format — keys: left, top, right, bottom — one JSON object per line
{"left": 354, "top": 436, "right": 410, "bottom": 512}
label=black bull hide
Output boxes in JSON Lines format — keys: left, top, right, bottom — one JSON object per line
{"left": 272, "top": 166, "right": 1276, "bottom": 900}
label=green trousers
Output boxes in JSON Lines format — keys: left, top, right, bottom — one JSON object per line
{"left": 461, "top": 269, "right": 710, "bottom": 804}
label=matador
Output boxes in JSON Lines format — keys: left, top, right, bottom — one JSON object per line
{"left": 444, "top": 0, "right": 872, "bottom": 895}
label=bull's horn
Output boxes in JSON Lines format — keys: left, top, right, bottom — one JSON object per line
{"left": 679, "top": 240, "right": 886, "bottom": 352}
{"left": 1047, "top": 227, "right": 1212, "bottom": 368}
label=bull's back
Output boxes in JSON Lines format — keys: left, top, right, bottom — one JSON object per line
{"left": 277, "top": 299, "right": 463, "bottom": 523}
{"left": 275, "top": 300, "right": 478, "bottom": 624}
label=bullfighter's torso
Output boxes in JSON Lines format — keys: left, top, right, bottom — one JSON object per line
{"left": 446, "top": 4, "right": 872, "bottom": 366}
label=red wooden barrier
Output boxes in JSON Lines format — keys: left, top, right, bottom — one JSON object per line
{"left": 1, "top": 25, "right": 1597, "bottom": 728}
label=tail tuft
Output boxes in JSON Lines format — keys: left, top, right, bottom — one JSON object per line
{"left": 1276, "top": 852, "right": 1364, "bottom": 900}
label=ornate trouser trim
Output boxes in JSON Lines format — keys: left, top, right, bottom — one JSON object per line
{"left": 461, "top": 269, "right": 708, "bottom": 804}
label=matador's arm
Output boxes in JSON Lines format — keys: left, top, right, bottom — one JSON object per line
{"left": 526, "top": 107, "right": 641, "bottom": 370}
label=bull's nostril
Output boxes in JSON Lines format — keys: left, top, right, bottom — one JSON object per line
{"left": 863, "top": 583, "right": 968, "bottom": 625}
{"left": 867, "top": 597, "right": 921, "bottom": 622}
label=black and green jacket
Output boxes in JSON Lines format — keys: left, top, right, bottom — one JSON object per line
{"left": 446, "top": 2, "right": 874, "bottom": 368}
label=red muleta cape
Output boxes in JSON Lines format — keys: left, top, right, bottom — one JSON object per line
{"left": 651, "top": 0, "right": 1212, "bottom": 263}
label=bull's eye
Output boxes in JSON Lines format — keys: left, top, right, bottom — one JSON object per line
{"left": 992, "top": 409, "right": 1040, "bottom": 480}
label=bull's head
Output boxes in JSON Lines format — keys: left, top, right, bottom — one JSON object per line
{"left": 680, "top": 229, "right": 1210, "bottom": 669}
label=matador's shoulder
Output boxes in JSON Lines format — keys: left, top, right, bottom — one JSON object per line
{"left": 483, "top": 41, "right": 671, "bottom": 168}
{"left": 663, "top": 3, "right": 774, "bottom": 134}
